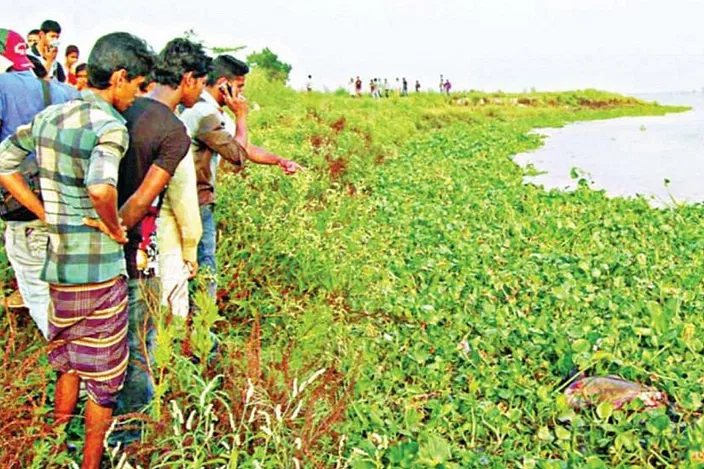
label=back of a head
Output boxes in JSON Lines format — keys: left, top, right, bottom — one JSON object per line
{"left": 151, "top": 37, "right": 211, "bottom": 87}
{"left": 206, "top": 55, "right": 249, "bottom": 86}
{"left": 87, "top": 32, "right": 155, "bottom": 89}
{"left": 40, "top": 20, "right": 61, "bottom": 34}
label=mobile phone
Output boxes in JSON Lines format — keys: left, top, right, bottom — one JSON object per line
{"left": 219, "top": 82, "right": 233, "bottom": 96}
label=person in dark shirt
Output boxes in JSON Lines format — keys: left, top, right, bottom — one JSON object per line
{"left": 105, "top": 37, "right": 212, "bottom": 446}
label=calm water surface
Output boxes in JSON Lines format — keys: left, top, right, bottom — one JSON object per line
{"left": 514, "top": 93, "right": 704, "bottom": 207}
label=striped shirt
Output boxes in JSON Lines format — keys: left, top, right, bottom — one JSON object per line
{"left": 0, "top": 90, "right": 128, "bottom": 285}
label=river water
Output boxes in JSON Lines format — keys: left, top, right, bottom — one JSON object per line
{"left": 513, "top": 92, "right": 704, "bottom": 207}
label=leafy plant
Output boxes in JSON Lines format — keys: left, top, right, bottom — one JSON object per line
{"left": 1, "top": 81, "right": 697, "bottom": 468}
{"left": 246, "top": 48, "right": 292, "bottom": 83}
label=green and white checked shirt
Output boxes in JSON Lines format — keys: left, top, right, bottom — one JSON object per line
{"left": 0, "top": 90, "right": 128, "bottom": 285}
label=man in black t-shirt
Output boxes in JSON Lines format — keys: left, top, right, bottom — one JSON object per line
{"left": 119, "top": 98, "right": 191, "bottom": 278}
{"left": 102, "top": 37, "right": 212, "bottom": 446}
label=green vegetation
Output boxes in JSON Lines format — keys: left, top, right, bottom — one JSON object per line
{"left": 2, "top": 74, "right": 701, "bottom": 468}
{"left": 246, "top": 49, "right": 293, "bottom": 83}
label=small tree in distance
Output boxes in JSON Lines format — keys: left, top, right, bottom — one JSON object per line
{"left": 183, "top": 30, "right": 291, "bottom": 83}
{"left": 182, "top": 29, "right": 246, "bottom": 55}
{"left": 246, "top": 48, "right": 292, "bottom": 83}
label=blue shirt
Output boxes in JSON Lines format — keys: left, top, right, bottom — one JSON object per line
{"left": 0, "top": 70, "right": 79, "bottom": 142}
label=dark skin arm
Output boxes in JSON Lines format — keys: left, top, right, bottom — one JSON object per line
{"left": 0, "top": 172, "right": 46, "bottom": 221}
{"left": 0, "top": 121, "right": 45, "bottom": 220}
{"left": 84, "top": 165, "right": 170, "bottom": 238}
{"left": 246, "top": 144, "right": 302, "bottom": 173}
{"left": 119, "top": 165, "right": 172, "bottom": 230}
{"left": 87, "top": 183, "right": 127, "bottom": 244}
{"left": 221, "top": 85, "right": 248, "bottom": 150}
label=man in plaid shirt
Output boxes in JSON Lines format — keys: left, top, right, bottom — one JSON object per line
{"left": 0, "top": 32, "right": 154, "bottom": 469}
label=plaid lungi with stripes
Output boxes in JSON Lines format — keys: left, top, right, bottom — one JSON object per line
{"left": 48, "top": 275, "right": 129, "bottom": 407}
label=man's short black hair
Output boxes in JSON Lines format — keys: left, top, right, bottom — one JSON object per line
{"left": 66, "top": 45, "right": 79, "bottom": 57}
{"left": 206, "top": 55, "right": 249, "bottom": 86}
{"left": 40, "top": 20, "right": 61, "bottom": 34}
{"left": 87, "top": 32, "right": 155, "bottom": 90}
{"left": 28, "top": 29, "right": 40, "bottom": 36}
{"left": 151, "top": 38, "right": 212, "bottom": 88}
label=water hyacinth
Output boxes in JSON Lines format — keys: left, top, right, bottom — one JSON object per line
{"left": 1, "top": 78, "right": 695, "bottom": 468}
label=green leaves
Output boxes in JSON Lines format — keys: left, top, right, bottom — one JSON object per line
{"left": 4, "top": 83, "right": 698, "bottom": 467}
{"left": 418, "top": 435, "right": 452, "bottom": 467}
{"left": 595, "top": 401, "right": 613, "bottom": 420}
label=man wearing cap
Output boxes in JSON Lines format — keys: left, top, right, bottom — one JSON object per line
{"left": 0, "top": 28, "right": 78, "bottom": 338}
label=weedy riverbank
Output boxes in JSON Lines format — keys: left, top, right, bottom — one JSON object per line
{"left": 1, "top": 74, "right": 698, "bottom": 468}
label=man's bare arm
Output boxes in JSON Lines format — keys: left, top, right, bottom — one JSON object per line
{"left": 246, "top": 144, "right": 304, "bottom": 174}
{"left": 119, "top": 165, "right": 172, "bottom": 230}
{"left": 87, "top": 183, "right": 127, "bottom": 244}
{"left": 0, "top": 123, "right": 45, "bottom": 218}
{"left": 0, "top": 173, "right": 45, "bottom": 221}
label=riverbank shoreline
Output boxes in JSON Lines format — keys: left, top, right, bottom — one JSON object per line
{"left": 3, "top": 83, "right": 697, "bottom": 467}
{"left": 514, "top": 91, "right": 700, "bottom": 208}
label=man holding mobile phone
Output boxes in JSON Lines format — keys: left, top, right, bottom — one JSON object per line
{"left": 180, "top": 55, "right": 303, "bottom": 298}
{"left": 29, "top": 20, "right": 65, "bottom": 82}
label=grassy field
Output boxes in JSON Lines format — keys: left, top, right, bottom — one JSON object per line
{"left": 1, "top": 75, "right": 701, "bottom": 468}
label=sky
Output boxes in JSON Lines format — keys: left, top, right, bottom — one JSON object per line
{"left": 7, "top": 0, "right": 704, "bottom": 94}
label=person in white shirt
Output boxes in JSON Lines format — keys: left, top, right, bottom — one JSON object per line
{"left": 179, "top": 55, "right": 303, "bottom": 300}
{"left": 157, "top": 144, "right": 202, "bottom": 318}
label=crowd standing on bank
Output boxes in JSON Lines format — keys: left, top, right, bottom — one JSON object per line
{"left": 344, "top": 74, "right": 453, "bottom": 97}
{"left": 0, "top": 19, "right": 302, "bottom": 469}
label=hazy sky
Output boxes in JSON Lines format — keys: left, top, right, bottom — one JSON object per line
{"left": 7, "top": 0, "right": 704, "bottom": 93}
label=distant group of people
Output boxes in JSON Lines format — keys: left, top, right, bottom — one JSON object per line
{"left": 1, "top": 18, "right": 301, "bottom": 469}
{"left": 349, "top": 77, "right": 417, "bottom": 98}
{"left": 439, "top": 74, "right": 452, "bottom": 95}
{"left": 347, "top": 75, "right": 452, "bottom": 98}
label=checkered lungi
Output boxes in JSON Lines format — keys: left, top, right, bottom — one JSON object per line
{"left": 48, "top": 275, "right": 129, "bottom": 407}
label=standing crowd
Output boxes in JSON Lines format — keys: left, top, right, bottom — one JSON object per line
{"left": 348, "top": 74, "right": 452, "bottom": 98}
{"left": 0, "top": 20, "right": 301, "bottom": 469}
